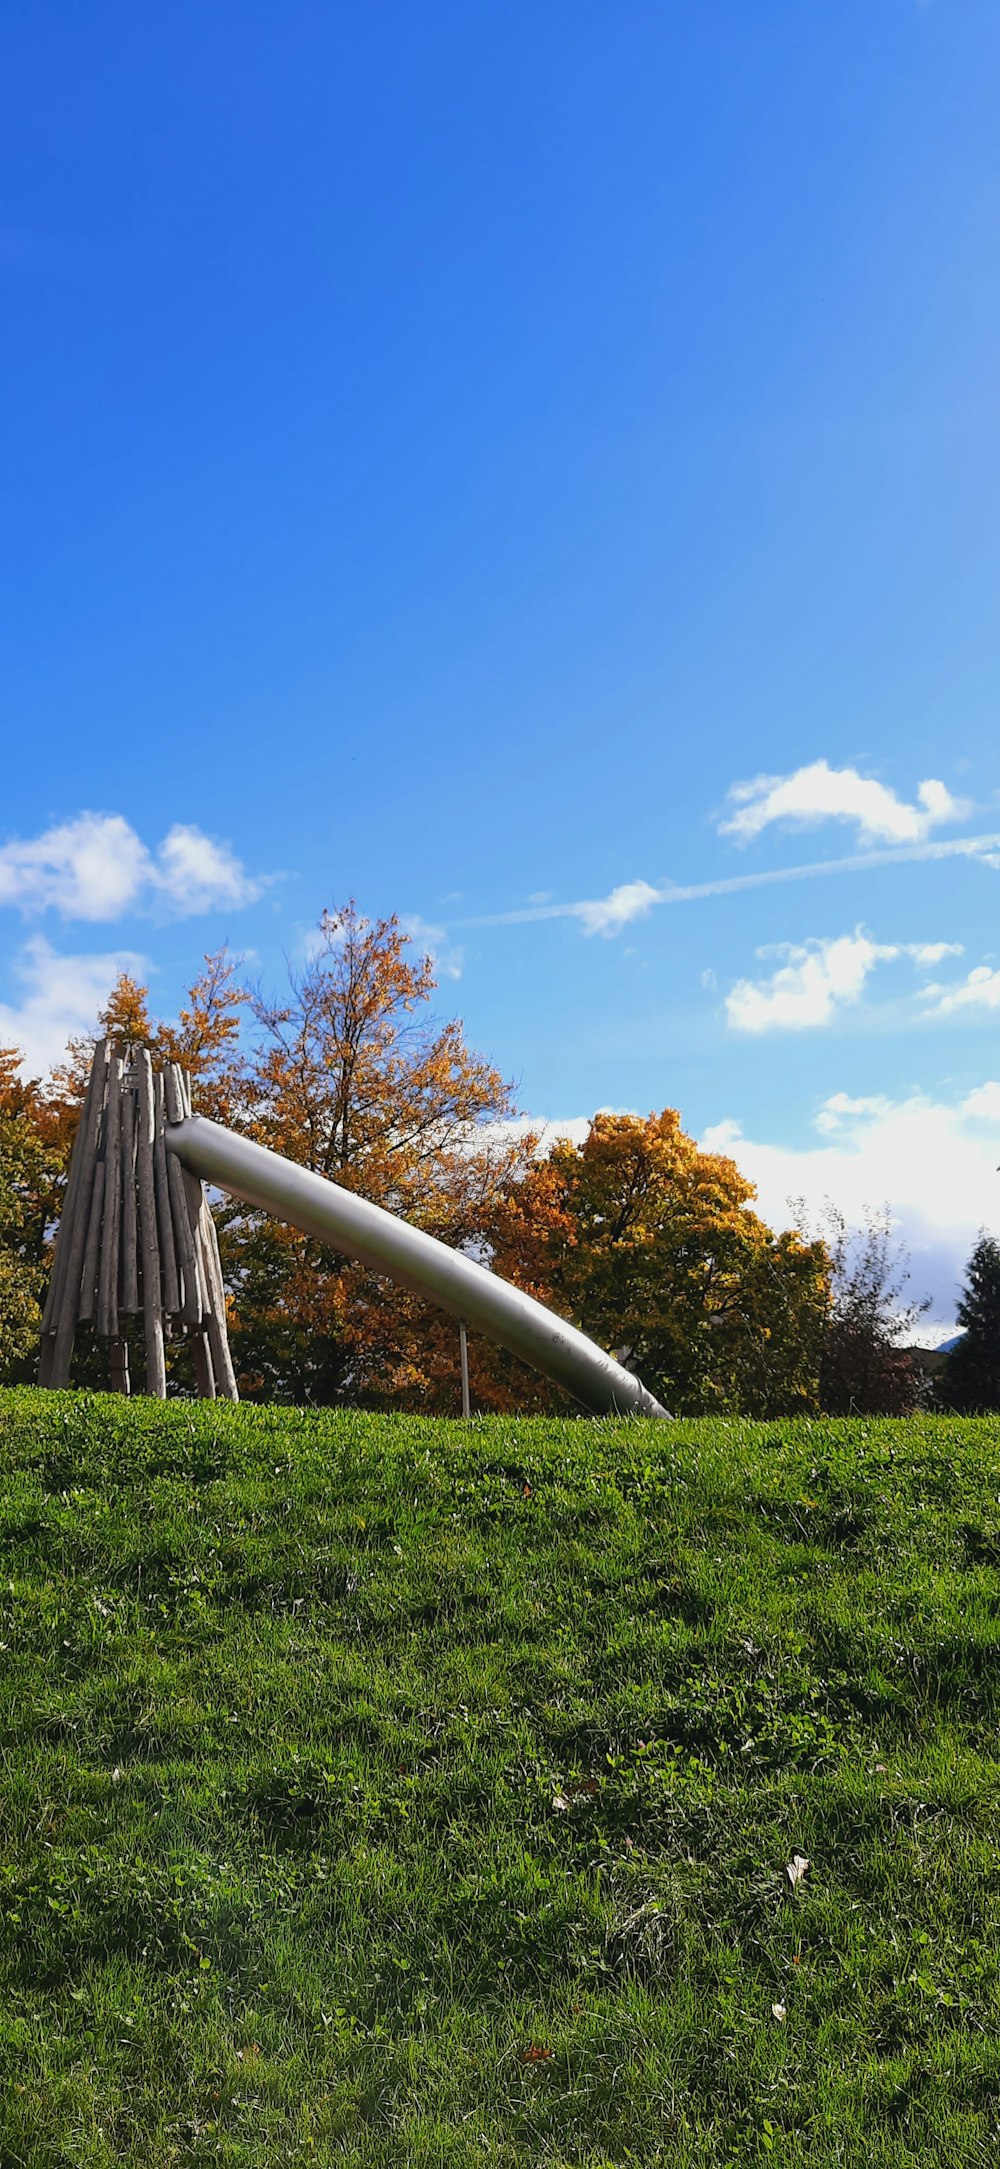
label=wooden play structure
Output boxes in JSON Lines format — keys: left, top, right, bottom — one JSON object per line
{"left": 38, "top": 1041, "right": 237, "bottom": 1399}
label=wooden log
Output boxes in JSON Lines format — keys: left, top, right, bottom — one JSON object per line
{"left": 109, "top": 1338, "right": 130, "bottom": 1394}
{"left": 78, "top": 1082, "right": 109, "bottom": 1325}
{"left": 190, "top": 1329, "right": 216, "bottom": 1399}
{"left": 41, "top": 1040, "right": 106, "bottom": 1334}
{"left": 167, "top": 1130, "right": 203, "bottom": 1326}
{"left": 97, "top": 1056, "right": 124, "bottom": 1339}
{"left": 136, "top": 1049, "right": 166, "bottom": 1397}
{"left": 46, "top": 1040, "right": 110, "bottom": 1381}
{"left": 198, "top": 1205, "right": 239, "bottom": 1400}
{"left": 163, "top": 1064, "right": 186, "bottom": 1127}
{"left": 167, "top": 1064, "right": 205, "bottom": 1325}
{"left": 152, "top": 1068, "right": 181, "bottom": 1318}
{"left": 120, "top": 1065, "right": 139, "bottom": 1314}
{"left": 180, "top": 1160, "right": 209, "bottom": 1305}
{"left": 172, "top": 1061, "right": 236, "bottom": 1399}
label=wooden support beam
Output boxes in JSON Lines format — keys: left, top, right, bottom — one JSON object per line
{"left": 78, "top": 1078, "right": 109, "bottom": 1327}
{"left": 198, "top": 1206, "right": 239, "bottom": 1400}
{"left": 152, "top": 1068, "right": 181, "bottom": 1319}
{"left": 171, "top": 1067, "right": 239, "bottom": 1402}
{"left": 120, "top": 1065, "right": 139, "bottom": 1314}
{"left": 109, "top": 1338, "right": 130, "bottom": 1394}
{"left": 190, "top": 1329, "right": 216, "bottom": 1399}
{"left": 136, "top": 1049, "right": 167, "bottom": 1398}
{"left": 41, "top": 1040, "right": 105, "bottom": 1337}
{"left": 97, "top": 1056, "right": 123, "bottom": 1341}
{"left": 49, "top": 1041, "right": 109, "bottom": 1387}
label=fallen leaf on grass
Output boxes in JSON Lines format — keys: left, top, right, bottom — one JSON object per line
{"left": 519, "top": 2044, "right": 553, "bottom": 2064}
{"left": 786, "top": 1853, "right": 810, "bottom": 1888}
{"left": 552, "top": 1778, "right": 599, "bottom": 1811}
{"left": 771, "top": 2001, "right": 787, "bottom": 2023}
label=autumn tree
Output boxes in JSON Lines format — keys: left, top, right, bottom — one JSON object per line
{"left": 52, "top": 952, "right": 245, "bottom": 1124}
{"left": 491, "top": 1110, "right": 831, "bottom": 1415}
{"left": 156, "top": 947, "right": 247, "bottom": 1125}
{"left": 223, "top": 903, "right": 534, "bottom": 1405}
{"left": 0, "top": 1048, "right": 64, "bottom": 1380}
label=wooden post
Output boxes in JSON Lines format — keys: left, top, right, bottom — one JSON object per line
{"left": 152, "top": 1068, "right": 181, "bottom": 1319}
{"left": 190, "top": 1329, "right": 216, "bottom": 1399}
{"left": 48, "top": 1042, "right": 110, "bottom": 1387}
{"left": 41, "top": 1040, "right": 105, "bottom": 1339}
{"left": 97, "top": 1056, "right": 123, "bottom": 1341}
{"left": 167, "top": 1065, "right": 209, "bottom": 1327}
{"left": 136, "top": 1049, "right": 167, "bottom": 1397}
{"left": 198, "top": 1205, "right": 239, "bottom": 1400}
{"left": 109, "top": 1339, "right": 130, "bottom": 1394}
{"left": 460, "top": 1321, "right": 471, "bottom": 1419}
{"left": 166, "top": 1152, "right": 203, "bottom": 1326}
{"left": 78, "top": 1080, "right": 109, "bottom": 1327}
{"left": 169, "top": 1062, "right": 238, "bottom": 1400}
{"left": 120, "top": 1065, "right": 139, "bottom": 1315}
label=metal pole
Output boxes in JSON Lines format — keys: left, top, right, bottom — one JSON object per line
{"left": 165, "top": 1114, "right": 670, "bottom": 1419}
{"left": 459, "top": 1320, "right": 470, "bottom": 1419}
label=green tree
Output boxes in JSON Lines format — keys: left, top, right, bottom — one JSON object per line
{"left": 944, "top": 1233, "right": 1000, "bottom": 1412}
{"left": 815, "top": 1204, "right": 925, "bottom": 1416}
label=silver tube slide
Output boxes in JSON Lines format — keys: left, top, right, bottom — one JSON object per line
{"left": 165, "top": 1116, "right": 669, "bottom": 1418}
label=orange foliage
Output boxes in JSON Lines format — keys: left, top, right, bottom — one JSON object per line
{"left": 223, "top": 902, "right": 537, "bottom": 1407}
{"left": 491, "top": 1110, "right": 831, "bottom": 1415}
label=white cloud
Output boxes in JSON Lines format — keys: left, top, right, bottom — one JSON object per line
{"left": 702, "top": 1085, "right": 1000, "bottom": 1331}
{"left": 572, "top": 880, "right": 661, "bottom": 938}
{"left": 483, "top": 1107, "right": 638, "bottom": 1160}
{"left": 0, "top": 813, "right": 149, "bottom": 920}
{"left": 726, "top": 931, "right": 890, "bottom": 1033}
{"left": 924, "top": 963, "right": 1000, "bottom": 1016}
{"left": 725, "top": 930, "right": 965, "bottom": 1034}
{"left": 814, "top": 1091, "right": 895, "bottom": 1134}
{"left": 0, "top": 936, "right": 148, "bottom": 1077}
{"left": 152, "top": 824, "right": 258, "bottom": 913}
{"left": 909, "top": 941, "right": 965, "bottom": 968}
{"left": 0, "top": 811, "right": 261, "bottom": 921}
{"left": 720, "top": 761, "right": 968, "bottom": 847}
{"left": 962, "top": 1081, "right": 1000, "bottom": 1121}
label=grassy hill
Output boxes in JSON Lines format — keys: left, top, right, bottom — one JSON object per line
{"left": 1, "top": 1391, "right": 999, "bottom": 2166}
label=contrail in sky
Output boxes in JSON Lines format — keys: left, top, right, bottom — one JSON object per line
{"left": 457, "top": 831, "right": 1000, "bottom": 932}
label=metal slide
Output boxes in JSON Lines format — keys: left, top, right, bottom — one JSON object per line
{"left": 166, "top": 1114, "right": 670, "bottom": 1418}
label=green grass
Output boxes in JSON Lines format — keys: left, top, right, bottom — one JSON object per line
{"left": 1, "top": 1394, "right": 1000, "bottom": 2166}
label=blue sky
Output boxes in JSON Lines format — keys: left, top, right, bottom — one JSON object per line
{"left": 3, "top": 1, "right": 1000, "bottom": 1326}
